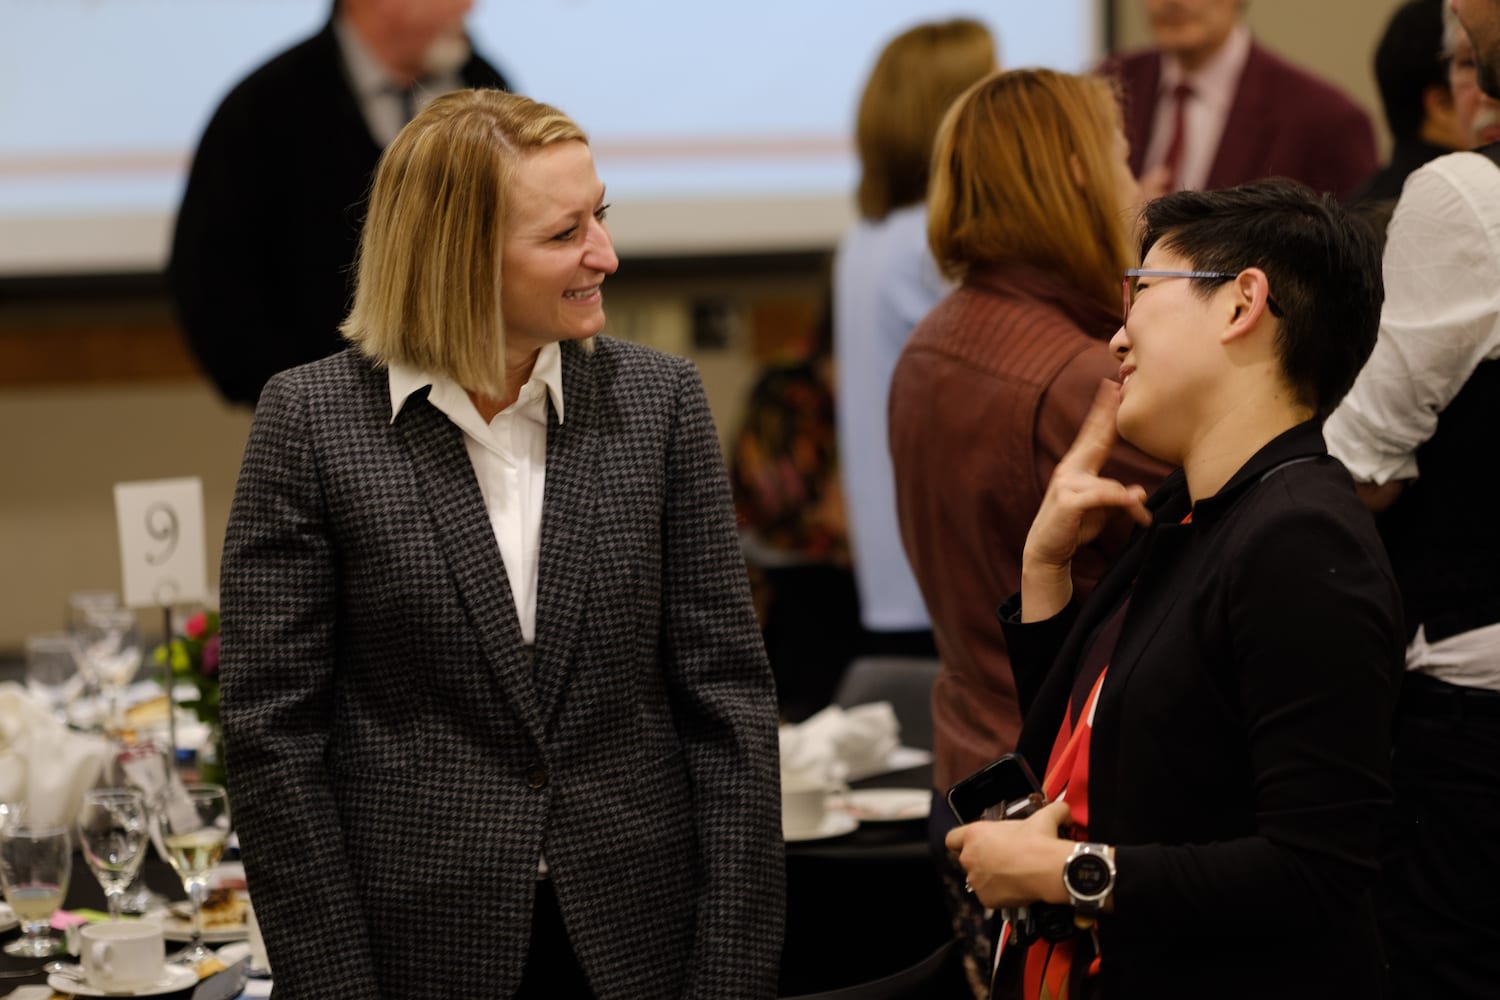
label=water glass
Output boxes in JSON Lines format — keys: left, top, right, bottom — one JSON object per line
{"left": 25, "top": 633, "right": 84, "bottom": 721}
{"left": 109, "top": 740, "right": 177, "bottom": 915}
{"left": 79, "top": 607, "right": 143, "bottom": 731}
{"left": 78, "top": 788, "right": 149, "bottom": 920}
{"left": 0, "top": 825, "right": 72, "bottom": 957}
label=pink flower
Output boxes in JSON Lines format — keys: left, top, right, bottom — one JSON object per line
{"left": 185, "top": 611, "right": 209, "bottom": 640}
{"left": 202, "top": 635, "right": 221, "bottom": 676}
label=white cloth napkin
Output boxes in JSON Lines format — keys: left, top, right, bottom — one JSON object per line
{"left": 0, "top": 682, "right": 110, "bottom": 830}
{"left": 778, "top": 702, "right": 901, "bottom": 786}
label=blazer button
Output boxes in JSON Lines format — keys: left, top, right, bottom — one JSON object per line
{"left": 525, "top": 765, "right": 548, "bottom": 790}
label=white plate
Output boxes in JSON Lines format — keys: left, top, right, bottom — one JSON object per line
{"left": 0, "top": 902, "right": 16, "bottom": 933}
{"left": 783, "top": 810, "right": 859, "bottom": 842}
{"left": 48, "top": 963, "right": 198, "bottom": 997}
{"left": 844, "top": 746, "right": 934, "bottom": 782}
{"left": 842, "top": 787, "right": 931, "bottom": 823}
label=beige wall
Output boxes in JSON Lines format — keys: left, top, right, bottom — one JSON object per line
{"left": 1, "top": 381, "right": 251, "bottom": 645}
{"left": 0, "top": 283, "right": 807, "bottom": 650}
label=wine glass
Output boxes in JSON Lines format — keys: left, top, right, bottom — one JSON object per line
{"left": 151, "top": 783, "right": 230, "bottom": 965}
{"left": 65, "top": 590, "right": 119, "bottom": 726}
{"left": 0, "top": 825, "right": 71, "bottom": 957}
{"left": 80, "top": 607, "right": 143, "bottom": 732}
{"left": 108, "top": 740, "right": 175, "bottom": 915}
{"left": 78, "top": 788, "right": 149, "bottom": 921}
{"left": 25, "top": 633, "right": 83, "bottom": 722}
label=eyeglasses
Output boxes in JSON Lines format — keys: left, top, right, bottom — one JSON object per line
{"left": 1122, "top": 268, "right": 1284, "bottom": 326}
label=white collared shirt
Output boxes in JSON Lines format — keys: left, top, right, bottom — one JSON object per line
{"left": 1325, "top": 151, "right": 1500, "bottom": 689}
{"left": 389, "top": 344, "right": 565, "bottom": 644}
{"left": 333, "top": 16, "right": 464, "bottom": 147}
{"left": 1141, "top": 22, "right": 1253, "bottom": 192}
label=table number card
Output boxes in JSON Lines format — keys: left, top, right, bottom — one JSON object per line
{"left": 113, "top": 477, "right": 208, "bottom": 608}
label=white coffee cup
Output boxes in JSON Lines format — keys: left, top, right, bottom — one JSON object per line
{"left": 781, "top": 776, "right": 830, "bottom": 836}
{"left": 80, "top": 920, "right": 164, "bottom": 992}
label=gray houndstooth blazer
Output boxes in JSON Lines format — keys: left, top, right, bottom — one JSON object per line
{"left": 219, "top": 338, "right": 784, "bottom": 998}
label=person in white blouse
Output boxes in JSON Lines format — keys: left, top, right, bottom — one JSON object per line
{"left": 833, "top": 19, "right": 995, "bottom": 648}
{"left": 218, "top": 90, "right": 782, "bottom": 1000}
{"left": 1323, "top": 4, "right": 1500, "bottom": 996}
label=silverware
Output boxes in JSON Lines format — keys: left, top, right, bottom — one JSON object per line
{"left": 41, "top": 961, "right": 134, "bottom": 996}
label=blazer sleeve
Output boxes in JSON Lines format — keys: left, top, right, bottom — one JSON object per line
{"left": 218, "top": 374, "right": 382, "bottom": 999}
{"left": 1111, "top": 499, "right": 1400, "bottom": 938}
{"left": 658, "top": 359, "right": 785, "bottom": 999}
{"left": 997, "top": 594, "right": 1081, "bottom": 718}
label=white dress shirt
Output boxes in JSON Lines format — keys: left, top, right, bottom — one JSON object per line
{"left": 333, "top": 16, "right": 464, "bottom": 147}
{"left": 1324, "top": 153, "right": 1500, "bottom": 485}
{"left": 1141, "top": 23, "right": 1252, "bottom": 192}
{"left": 833, "top": 203, "right": 948, "bottom": 632}
{"left": 389, "top": 343, "right": 564, "bottom": 645}
{"left": 1325, "top": 151, "right": 1500, "bottom": 689}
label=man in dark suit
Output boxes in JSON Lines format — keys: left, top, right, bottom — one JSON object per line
{"left": 168, "top": 0, "right": 509, "bottom": 406}
{"left": 1324, "top": 2, "right": 1500, "bottom": 994}
{"left": 1100, "top": 0, "right": 1377, "bottom": 198}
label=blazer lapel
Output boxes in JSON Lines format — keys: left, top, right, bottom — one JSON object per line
{"left": 1206, "top": 43, "right": 1269, "bottom": 191}
{"left": 1124, "top": 55, "right": 1163, "bottom": 177}
{"left": 534, "top": 343, "right": 601, "bottom": 728}
{"left": 394, "top": 394, "right": 545, "bottom": 742}
{"left": 1084, "top": 522, "right": 1198, "bottom": 828}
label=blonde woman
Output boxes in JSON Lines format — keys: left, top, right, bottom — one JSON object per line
{"left": 887, "top": 68, "right": 1167, "bottom": 991}
{"left": 220, "top": 90, "right": 782, "bottom": 999}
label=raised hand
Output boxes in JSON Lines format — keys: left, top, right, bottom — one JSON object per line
{"left": 1021, "top": 380, "right": 1152, "bottom": 621}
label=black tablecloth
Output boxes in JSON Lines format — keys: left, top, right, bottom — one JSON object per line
{"left": 778, "top": 764, "right": 954, "bottom": 996}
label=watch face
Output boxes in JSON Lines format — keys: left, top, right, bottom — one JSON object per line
{"left": 1067, "top": 852, "right": 1112, "bottom": 897}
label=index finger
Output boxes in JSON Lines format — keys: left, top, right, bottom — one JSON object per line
{"left": 1058, "top": 379, "right": 1123, "bottom": 475}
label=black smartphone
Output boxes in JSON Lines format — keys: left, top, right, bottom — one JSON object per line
{"left": 945, "top": 752, "right": 1043, "bottom": 824}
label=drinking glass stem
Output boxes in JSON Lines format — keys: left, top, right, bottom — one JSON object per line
{"left": 187, "top": 876, "right": 208, "bottom": 951}
{"left": 106, "top": 887, "right": 122, "bottom": 921}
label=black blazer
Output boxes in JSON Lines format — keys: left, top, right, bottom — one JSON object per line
{"left": 168, "top": 21, "right": 509, "bottom": 405}
{"left": 1001, "top": 422, "right": 1403, "bottom": 998}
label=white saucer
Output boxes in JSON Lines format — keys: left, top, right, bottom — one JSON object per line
{"left": 0, "top": 902, "right": 16, "bottom": 933}
{"left": 842, "top": 787, "right": 931, "bottom": 822}
{"left": 784, "top": 810, "right": 859, "bottom": 842}
{"left": 48, "top": 963, "right": 197, "bottom": 996}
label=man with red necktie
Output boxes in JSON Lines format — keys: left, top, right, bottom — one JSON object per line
{"left": 1100, "top": 0, "right": 1377, "bottom": 197}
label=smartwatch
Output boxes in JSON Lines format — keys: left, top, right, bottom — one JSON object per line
{"left": 1062, "top": 842, "right": 1115, "bottom": 915}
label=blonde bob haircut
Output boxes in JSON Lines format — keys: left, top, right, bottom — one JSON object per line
{"left": 927, "top": 68, "right": 1134, "bottom": 312}
{"left": 855, "top": 19, "right": 996, "bottom": 221}
{"left": 341, "top": 89, "right": 586, "bottom": 399}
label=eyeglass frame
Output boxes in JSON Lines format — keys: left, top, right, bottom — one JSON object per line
{"left": 1122, "top": 268, "right": 1284, "bottom": 326}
